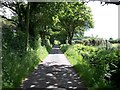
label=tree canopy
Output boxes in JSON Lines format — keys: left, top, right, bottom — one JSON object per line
{"left": 56, "top": 2, "right": 94, "bottom": 44}
{"left": 1, "top": 1, "right": 94, "bottom": 47}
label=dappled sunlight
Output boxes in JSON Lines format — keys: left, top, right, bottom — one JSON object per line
{"left": 20, "top": 45, "right": 86, "bottom": 89}
{"left": 20, "top": 64, "right": 85, "bottom": 89}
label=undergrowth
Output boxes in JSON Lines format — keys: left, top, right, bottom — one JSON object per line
{"left": 2, "top": 44, "right": 48, "bottom": 88}
{"left": 62, "top": 44, "right": 119, "bottom": 89}
{"left": 2, "top": 22, "right": 52, "bottom": 88}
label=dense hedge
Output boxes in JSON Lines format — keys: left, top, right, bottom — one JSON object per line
{"left": 63, "top": 44, "right": 120, "bottom": 89}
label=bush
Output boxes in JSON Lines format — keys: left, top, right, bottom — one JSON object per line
{"left": 65, "top": 44, "right": 119, "bottom": 89}
{"left": 60, "top": 44, "right": 69, "bottom": 53}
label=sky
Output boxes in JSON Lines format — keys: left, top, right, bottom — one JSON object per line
{"left": 84, "top": 1, "right": 118, "bottom": 40}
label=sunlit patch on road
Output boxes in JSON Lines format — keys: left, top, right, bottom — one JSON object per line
{"left": 21, "top": 45, "right": 86, "bottom": 89}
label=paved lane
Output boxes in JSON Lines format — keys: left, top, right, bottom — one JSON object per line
{"left": 20, "top": 45, "right": 87, "bottom": 89}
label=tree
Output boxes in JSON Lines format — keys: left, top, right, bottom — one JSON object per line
{"left": 1, "top": 1, "right": 31, "bottom": 51}
{"left": 31, "top": 2, "right": 58, "bottom": 46}
{"left": 57, "top": 2, "right": 94, "bottom": 44}
{"left": 1, "top": 1, "right": 94, "bottom": 46}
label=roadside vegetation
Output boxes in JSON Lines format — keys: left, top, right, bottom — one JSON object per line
{"left": 61, "top": 40, "right": 120, "bottom": 89}
{"left": 1, "top": 1, "right": 93, "bottom": 88}
{"left": 1, "top": 1, "right": 119, "bottom": 89}
{"left": 2, "top": 19, "right": 50, "bottom": 88}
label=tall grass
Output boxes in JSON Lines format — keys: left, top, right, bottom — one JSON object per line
{"left": 2, "top": 44, "right": 49, "bottom": 88}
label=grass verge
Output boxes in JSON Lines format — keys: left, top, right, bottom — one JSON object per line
{"left": 2, "top": 45, "right": 48, "bottom": 88}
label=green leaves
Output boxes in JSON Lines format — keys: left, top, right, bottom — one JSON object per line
{"left": 53, "top": 2, "right": 94, "bottom": 44}
{"left": 65, "top": 44, "right": 119, "bottom": 88}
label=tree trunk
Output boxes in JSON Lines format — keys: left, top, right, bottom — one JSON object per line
{"left": 25, "top": 2, "right": 30, "bottom": 51}
{"left": 68, "top": 31, "right": 74, "bottom": 45}
{"left": 17, "top": 2, "right": 26, "bottom": 52}
{"left": 17, "top": 3, "right": 23, "bottom": 31}
{"left": 68, "top": 26, "right": 74, "bottom": 45}
{"left": 68, "top": 36, "right": 72, "bottom": 45}
{"left": 40, "top": 26, "right": 47, "bottom": 46}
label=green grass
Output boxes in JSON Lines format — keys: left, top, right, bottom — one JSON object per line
{"left": 2, "top": 45, "right": 48, "bottom": 88}
{"left": 37, "top": 45, "right": 48, "bottom": 61}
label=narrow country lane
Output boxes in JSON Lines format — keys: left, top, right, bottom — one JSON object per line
{"left": 20, "top": 45, "right": 87, "bottom": 89}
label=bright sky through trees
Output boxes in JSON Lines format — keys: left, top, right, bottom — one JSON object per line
{"left": 84, "top": 1, "right": 118, "bottom": 40}
{"left": 0, "top": 1, "right": 118, "bottom": 40}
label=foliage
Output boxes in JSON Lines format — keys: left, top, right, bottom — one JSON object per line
{"left": 54, "top": 40, "right": 60, "bottom": 45}
{"left": 50, "top": 29, "right": 67, "bottom": 44}
{"left": 45, "top": 39, "right": 52, "bottom": 54}
{"left": 2, "top": 45, "right": 48, "bottom": 88}
{"left": 53, "top": 2, "right": 94, "bottom": 44}
{"left": 2, "top": 20, "right": 49, "bottom": 88}
{"left": 2, "top": 40, "right": 48, "bottom": 88}
{"left": 60, "top": 44, "right": 70, "bottom": 53}
{"left": 73, "top": 37, "right": 105, "bottom": 46}
{"left": 64, "top": 44, "right": 120, "bottom": 89}
{"left": 1, "top": 1, "right": 94, "bottom": 46}
{"left": 29, "top": 3, "right": 56, "bottom": 46}
{"left": 2, "top": 1, "right": 117, "bottom": 89}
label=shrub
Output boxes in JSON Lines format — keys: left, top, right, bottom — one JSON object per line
{"left": 65, "top": 44, "right": 119, "bottom": 89}
{"left": 60, "top": 44, "right": 70, "bottom": 53}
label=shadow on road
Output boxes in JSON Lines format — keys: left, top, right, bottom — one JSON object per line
{"left": 19, "top": 44, "right": 87, "bottom": 89}
{"left": 50, "top": 45, "right": 63, "bottom": 54}
{"left": 20, "top": 64, "right": 86, "bottom": 89}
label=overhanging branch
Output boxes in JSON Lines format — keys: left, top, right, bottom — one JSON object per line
{"left": 1, "top": 15, "right": 18, "bottom": 25}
